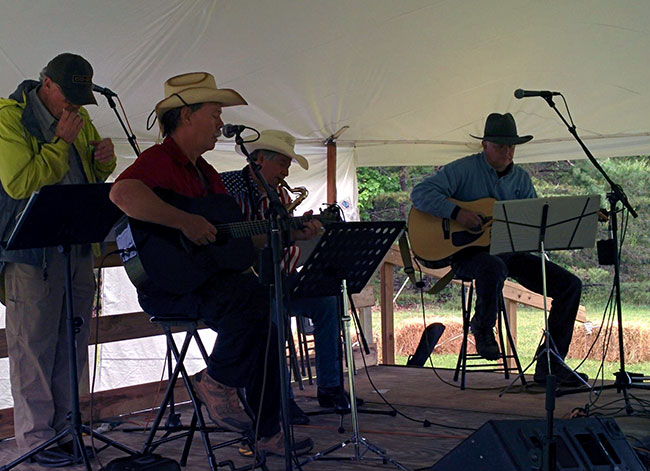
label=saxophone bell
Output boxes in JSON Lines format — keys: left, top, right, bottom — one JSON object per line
{"left": 279, "top": 178, "right": 308, "bottom": 212}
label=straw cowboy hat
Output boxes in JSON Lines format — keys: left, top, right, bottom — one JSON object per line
{"left": 154, "top": 72, "right": 247, "bottom": 121}
{"left": 236, "top": 129, "right": 309, "bottom": 170}
{"left": 470, "top": 112, "right": 533, "bottom": 145}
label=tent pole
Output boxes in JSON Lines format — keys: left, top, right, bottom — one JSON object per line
{"left": 326, "top": 139, "right": 337, "bottom": 204}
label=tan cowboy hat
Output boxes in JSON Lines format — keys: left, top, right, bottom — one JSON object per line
{"left": 154, "top": 72, "right": 247, "bottom": 121}
{"left": 236, "top": 129, "right": 309, "bottom": 170}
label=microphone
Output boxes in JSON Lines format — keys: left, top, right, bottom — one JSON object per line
{"left": 92, "top": 84, "right": 118, "bottom": 98}
{"left": 514, "top": 89, "right": 560, "bottom": 99}
{"left": 221, "top": 123, "right": 246, "bottom": 138}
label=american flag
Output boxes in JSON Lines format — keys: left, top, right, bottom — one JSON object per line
{"left": 221, "top": 168, "right": 301, "bottom": 274}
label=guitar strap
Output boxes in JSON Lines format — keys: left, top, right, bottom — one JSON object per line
{"left": 398, "top": 231, "right": 419, "bottom": 287}
{"left": 427, "top": 267, "right": 455, "bottom": 295}
{"left": 398, "top": 231, "right": 455, "bottom": 295}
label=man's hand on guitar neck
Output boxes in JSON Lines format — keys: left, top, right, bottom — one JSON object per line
{"left": 291, "top": 210, "right": 323, "bottom": 241}
{"left": 179, "top": 213, "right": 217, "bottom": 246}
{"left": 456, "top": 208, "right": 485, "bottom": 232}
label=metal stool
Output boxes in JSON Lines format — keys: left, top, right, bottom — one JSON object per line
{"left": 290, "top": 315, "right": 316, "bottom": 388}
{"left": 135, "top": 316, "right": 265, "bottom": 471}
{"left": 453, "top": 278, "right": 526, "bottom": 390}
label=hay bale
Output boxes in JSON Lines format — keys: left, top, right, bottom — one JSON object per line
{"left": 374, "top": 316, "right": 650, "bottom": 365}
{"left": 567, "top": 320, "right": 650, "bottom": 363}
{"left": 392, "top": 319, "right": 475, "bottom": 357}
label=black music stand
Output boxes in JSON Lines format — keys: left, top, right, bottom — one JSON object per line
{"left": 292, "top": 221, "right": 410, "bottom": 471}
{"left": 1, "top": 184, "right": 137, "bottom": 471}
{"left": 491, "top": 194, "right": 599, "bottom": 471}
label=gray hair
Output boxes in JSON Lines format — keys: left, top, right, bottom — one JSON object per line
{"left": 252, "top": 149, "right": 284, "bottom": 162}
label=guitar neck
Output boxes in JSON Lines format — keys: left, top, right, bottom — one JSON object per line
{"left": 216, "top": 215, "right": 316, "bottom": 239}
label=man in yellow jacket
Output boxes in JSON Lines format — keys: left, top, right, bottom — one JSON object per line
{"left": 0, "top": 53, "right": 115, "bottom": 466}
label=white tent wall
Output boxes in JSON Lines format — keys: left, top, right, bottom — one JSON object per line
{"left": 1, "top": 0, "right": 649, "bottom": 409}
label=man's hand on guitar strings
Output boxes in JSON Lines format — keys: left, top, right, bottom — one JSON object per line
{"left": 456, "top": 208, "right": 485, "bottom": 232}
{"left": 180, "top": 212, "right": 217, "bottom": 246}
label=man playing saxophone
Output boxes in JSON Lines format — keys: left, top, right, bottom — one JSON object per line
{"left": 221, "top": 129, "right": 363, "bottom": 425}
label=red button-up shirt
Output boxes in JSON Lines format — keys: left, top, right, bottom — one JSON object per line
{"left": 116, "top": 136, "right": 227, "bottom": 197}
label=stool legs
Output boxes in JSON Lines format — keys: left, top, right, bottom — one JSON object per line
{"left": 164, "top": 335, "right": 182, "bottom": 429}
{"left": 295, "top": 316, "right": 315, "bottom": 386}
{"left": 453, "top": 282, "right": 525, "bottom": 390}
{"left": 141, "top": 327, "right": 219, "bottom": 470}
{"left": 129, "top": 320, "right": 267, "bottom": 471}
{"left": 499, "top": 298, "right": 526, "bottom": 386}
{"left": 453, "top": 281, "right": 473, "bottom": 389}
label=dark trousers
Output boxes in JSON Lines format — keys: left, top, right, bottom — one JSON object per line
{"left": 451, "top": 251, "right": 582, "bottom": 359}
{"left": 139, "top": 271, "right": 281, "bottom": 437}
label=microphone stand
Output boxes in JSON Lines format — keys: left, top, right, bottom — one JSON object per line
{"left": 233, "top": 129, "right": 294, "bottom": 471}
{"left": 540, "top": 95, "right": 647, "bottom": 411}
{"left": 95, "top": 90, "right": 140, "bottom": 157}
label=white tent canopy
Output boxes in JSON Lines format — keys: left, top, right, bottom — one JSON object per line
{"left": 1, "top": 0, "right": 648, "bottom": 173}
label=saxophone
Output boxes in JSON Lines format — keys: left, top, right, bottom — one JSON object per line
{"left": 279, "top": 178, "right": 308, "bottom": 212}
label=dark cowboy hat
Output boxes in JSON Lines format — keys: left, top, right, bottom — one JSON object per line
{"left": 470, "top": 112, "right": 533, "bottom": 145}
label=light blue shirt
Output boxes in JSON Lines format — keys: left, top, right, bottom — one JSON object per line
{"left": 411, "top": 152, "right": 537, "bottom": 219}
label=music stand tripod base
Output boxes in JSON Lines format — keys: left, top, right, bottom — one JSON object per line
{"left": 291, "top": 221, "right": 409, "bottom": 470}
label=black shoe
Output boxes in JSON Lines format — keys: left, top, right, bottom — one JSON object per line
{"left": 317, "top": 386, "right": 364, "bottom": 409}
{"left": 469, "top": 319, "right": 500, "bottom": 360}
{"left": 58, "top": 441, "right": 95, "bottom": 458}
{"left": 534, "top": 357, "right": 589, "bottom": 387}
{"left": 289, "top": 398, "right": 310, "bottom": 425}
{"left": 29, "top": 446, "right": 79, "bottom": 467}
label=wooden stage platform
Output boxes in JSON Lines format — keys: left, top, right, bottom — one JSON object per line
{"left": 1, "top": 365, "right": 648, "bottom": 470}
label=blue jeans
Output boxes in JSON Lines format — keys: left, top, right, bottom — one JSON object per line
{"left": 273, "top": 293, "right": 341, "bottom": 397}
{"left": 289, "top": 295, "right": 341, "bottom": 389}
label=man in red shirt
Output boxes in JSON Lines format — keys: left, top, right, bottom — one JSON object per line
{"left": 110, "top": 72, "right": 314, "bottom": 456}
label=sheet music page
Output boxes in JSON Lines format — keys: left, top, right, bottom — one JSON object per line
{"left": 490, "top": 195, "right": 600, "bottom": 255}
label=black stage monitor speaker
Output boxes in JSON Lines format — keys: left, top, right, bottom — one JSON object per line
{"left": 431, "top": 418, "right": 644, "bottom": 471}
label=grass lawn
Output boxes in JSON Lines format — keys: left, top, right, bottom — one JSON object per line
{"left": 371, "top": 303, "right": 650, "bottom": 381}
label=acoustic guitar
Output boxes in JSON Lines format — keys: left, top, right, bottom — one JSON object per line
{"left": 116, "top": 188, "right": 340, "bottom": 295}
{"left": 407, "top": 197, "right": 495, "bottom": 267}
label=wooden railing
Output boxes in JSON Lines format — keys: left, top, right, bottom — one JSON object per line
{"left": 378, "top": 245, "right": 586, "bottom": 364}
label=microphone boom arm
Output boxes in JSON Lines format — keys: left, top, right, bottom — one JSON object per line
{"left": 541, "top": 95, "right": 636, "bottom": 218}
{"left": 95, "top": 90, "right": 140, "bottom": 157}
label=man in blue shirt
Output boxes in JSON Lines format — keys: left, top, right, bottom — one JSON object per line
{"left": 411, "top": 113, "right": 586, "bottom": 386}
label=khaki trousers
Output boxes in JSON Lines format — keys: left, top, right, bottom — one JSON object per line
{"left": 4, "top": 247, "right": 94, "bottom": 450}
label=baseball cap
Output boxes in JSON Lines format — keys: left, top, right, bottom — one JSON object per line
{"left": 44, "top": 53, "right": 97, "bottom": 106}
